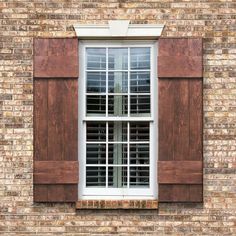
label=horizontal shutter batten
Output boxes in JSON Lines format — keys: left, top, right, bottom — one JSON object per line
{"left": 158, "top": 161, "right": 202, "bottom": 184}
{"left": 34, "top": 161, "right": 78, "bottom": 184}
{"left": 33, "top": 38, "right": 79, "bottom": 78}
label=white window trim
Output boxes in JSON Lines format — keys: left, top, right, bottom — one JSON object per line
{"left": 74, "top": 20, "right": 164, "bottom": 39}
{"left": 78, "top": 40, "right": 158, "bottom": 200}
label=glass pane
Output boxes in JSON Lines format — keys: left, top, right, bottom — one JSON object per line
{"left": 130, "top": 48, "right": 150, "bottom": 70}
{"left": 87, "top": 48, "right": 106, "bottom": 70}
{"left": 108, "top": 95, "right": 128, "bottom": 116}
{"left": 108, "top": 122, "right": 127, "bottom": 141}
{"left": 130, "top": 167, "right": 149, "bottom": 187}
{"left": 86, "top": 167, "right": 106, "bottom": 187}
{"left": 87, "top": 95, "right": 106, "bottom": 116}
{"left": 86, "top": 144, "right": 106, "bottom": 164}
{"left": 108, "top": 167, "right": 127, "bottom": 188}
{"left": 86, "top": 122, "right": 106, "bottom": 141}
{"left": 130, "top": 71, "right": 150, "bottom": 93}
{"left": 87, "top": 72, "right": 106, "bottom": 93}
{"left": 130, "top": 122, "right": 149, "bottom": 141}
{"left": 108, "top": 48, "right": 128, "bottom": 70}
{"left": 108, "top": 144, "right": 127, "bottom": 164}
{"left": 108, "top": 72, "right": 128, "bottom": 93}
{"left": 130, "top": 95, "right": 150, "bottom": 115}
{"left": 130, "top": 144, "right": 149, "bottom": 165}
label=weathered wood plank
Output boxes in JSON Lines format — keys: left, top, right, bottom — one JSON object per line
{"left": 158, "top": 79, "right": 174, "bottom": 161}
{"left": 158, "top": 161, "right": 202, "bottom": 184}
{"left": 34, "top": 79, "right": 48, "bottom": 161}
{"left": 173, "top": 79, "right": 189, "bottom": 161}
{"left": 47, "top": 79, "right": 64, "bottom": 161}
{"left": 63, "top": 79, "right": 78, "bottom": 161}
{"left": 159, "top": 184, "right": 202, "bottom": 202}
{"left": 34, "top": 38, "right": 79, "bottom": 78}
{"left": 189, "top": 79, "right": 203, "bottom": 161}
{"left": 158, "top": 38, "right": 203, "bottom": 78}
{"left": 34, "top": 161, "right": 78, "bottom": 184}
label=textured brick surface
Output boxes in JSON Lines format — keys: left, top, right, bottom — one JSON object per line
{"left": 76, "top": 200, "right": 158, "bottom": 209}
{"left": 0, "top": 0, "right": 236, "bottom": 235}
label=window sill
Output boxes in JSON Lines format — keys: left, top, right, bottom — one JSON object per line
{"left": 76, "top": 200, "right": 158, "bottom": 210}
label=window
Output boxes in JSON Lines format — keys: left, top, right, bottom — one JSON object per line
{"left": 79, "top": 41, "right": 157, "bottom": 199}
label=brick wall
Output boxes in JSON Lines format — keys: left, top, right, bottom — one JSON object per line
{"left": 0, "top": 0, "right": 235, "bottom": 235}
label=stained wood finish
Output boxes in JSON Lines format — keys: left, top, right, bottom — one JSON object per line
{"left": 34, "top": 38, "right": 79, "bottom": 78}
{"left": 34, "top": 161, "right": 78, "bottom": 184}
{"left": 158, "top": 38, "right": 203, "bottom": 78}
{"left": 158, "top": 161, "right": 202, "bottom": 184}
{"left": 34, "top": 78, "right": 78, "bottom": 202}
{"left": 34, "top": 185, "right": 77, "bottom": 202}
{"left": 159, "top": 184, "right": 203, "bottom": 202}
{"left": 158, "top": 77, "right": 203, "bottom": 202}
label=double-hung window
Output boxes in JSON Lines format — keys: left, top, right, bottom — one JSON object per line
{"left": 79, "top": 41, "right": 157, "bottom": 199}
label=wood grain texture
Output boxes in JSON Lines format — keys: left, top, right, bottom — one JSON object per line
{"left": 189, "top": 78, "right": 203, "bottom": 161}
{"left": 34, "top": 38, "right": 79, "bottom": 78}
{"left": 34, "top": 161, "right": 78, "bottom": 184}
{"left": 48, "top": 79, "right": 64, "bottom": 161}
{"left": 158, "top": 79, "right": 174, "bottom": 161}
{"left": 174, "top": 79, "right": 189, "bottom": 161}
{"left": 34, "top": 184, "right": 78, "bottom": 202}
{"left": 158, "top": 38, "right": 203, "bottom": 78}
{"left": 34, "top": 77, "right": 78, "bottom": 202}
{"left": 158, "top": 77, "right": 203, "bottom": 202}
{"left": 34, "top": 79, "right": 48, "bottom": 161}
{"left": 159, "top": 184, "right": 203, "bottom": 202}
{"left": 158, "top": 161, "right": 202, "bottom": 184}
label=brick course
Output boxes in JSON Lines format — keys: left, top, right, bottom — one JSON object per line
{"left": 0, "top": 0, "right": 236, "bottom": 235}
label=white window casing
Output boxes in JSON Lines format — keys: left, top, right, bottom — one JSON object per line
{"left": 78, "top": 40, "right": 158, "bottom": 200}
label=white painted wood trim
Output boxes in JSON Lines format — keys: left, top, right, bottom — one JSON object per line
{"left": 74, "top": 20, "right": 164, "bottom": 39}
{"left": 78, "top": 40, "right": 158, "bottom": 200}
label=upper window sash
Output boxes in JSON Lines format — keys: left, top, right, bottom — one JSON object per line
{"left": 79, "top": 41, "right": 157, "bottom": 122}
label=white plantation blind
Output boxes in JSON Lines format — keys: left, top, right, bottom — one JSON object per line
{"left": 79, "top": 41, "right": 157, "bottom": 199}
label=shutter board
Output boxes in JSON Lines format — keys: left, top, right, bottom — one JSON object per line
{"left": 158, "top": 161, "right": 202, "bottom": 184}
{"left": 33, "top": 38, "right": 78, "bottom": 202}
{"left": 159, "top": 185, "right": 203, "bottom": 202}
{"left": 158, "top": 38, "right": 203, "bottom": 203}
{"left": 34, "top": 185, "right": 77, "bottom": 202}
{"left": 34, "top": 38, "right": 78, "bottom": 78}
{"left": 158, "top": 38, "right": 203, "bottom": 78}
{"left": 34, "top": 161, "right": 78, "bottom": 184}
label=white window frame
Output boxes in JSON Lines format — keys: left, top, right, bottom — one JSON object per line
{"left": 78, "top": 40, "right": 158, "bottom": 200}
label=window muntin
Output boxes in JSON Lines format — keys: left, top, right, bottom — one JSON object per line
{"left": 79, "top": 41, "right": 157, "bottom": 199}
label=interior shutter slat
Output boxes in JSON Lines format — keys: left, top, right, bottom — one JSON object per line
{"left": 158, "top": 38, "right": 203, "bottom": 203}
{"left": 33, "top": 38, "right": 78, "bottom": 202}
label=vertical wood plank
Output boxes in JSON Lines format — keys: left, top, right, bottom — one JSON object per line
{"left": 47, "top": 185, "right": 65, "bottom": 202}
{"left": 159, "top": 79, "right": 174, "bottom": 161}
{"left": 63, "top": 79, "right": 78, "bottom": 161}
{"left": 34, "top": 185, "right": 48, "bottom": 202}
{"left": 65, "top": 185, "right": 78, "bottom": 202}
{"left": 189, "top": 185, "right": 203, "bottom": 202}
{"left": 34, "top": 79, "right": 48, "bottom": 161}
{"left": 173, "top": 79, "right": 189, "bottom": 161}
{"left": 48, "top": 79, "right": 64, "bottom": 161}
{"left": 189, "top": 79, "right": 203, "bottom": 161}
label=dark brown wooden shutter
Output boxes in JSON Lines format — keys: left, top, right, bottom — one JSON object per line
{"left": 33, "top": 38, "right": 78, "bottom": 202}
{"left": 158, "top": 38, "right": 203, "bottom": 202}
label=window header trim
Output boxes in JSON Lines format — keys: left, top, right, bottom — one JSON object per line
{"left": 73, "top": 20, "right": 164, "bottom": 39}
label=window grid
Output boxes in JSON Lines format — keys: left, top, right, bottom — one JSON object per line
{"left": 85, "top": 46, "right": 151, "bottom": 189}
{"left": 80, "top": 41, "right": 157, "bottom": 198}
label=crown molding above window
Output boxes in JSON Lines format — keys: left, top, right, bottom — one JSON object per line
{"left": 73, "top": 20, "right": 164, "bottom": 39}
